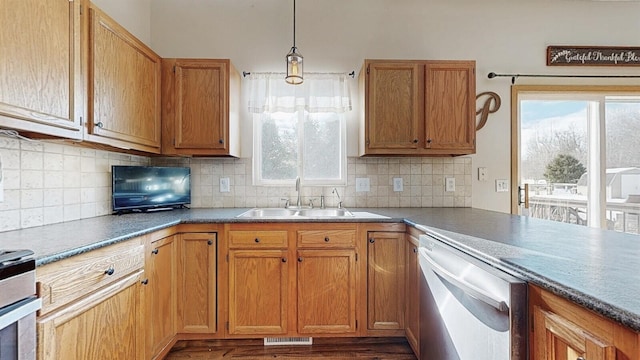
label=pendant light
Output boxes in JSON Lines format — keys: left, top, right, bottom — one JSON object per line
{"left": 285, "top": 0, "right": 303, "bottom": 85}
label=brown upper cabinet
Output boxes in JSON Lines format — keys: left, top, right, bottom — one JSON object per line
{"left": 0, "top": 0, "right": 83, "bottom": 139}
{"left": 359, "top": 60, "right": 476, "bottom": 156}
{"left": 85, "top": 4, "right": 162, "bottom": 153}
{"left": 161, "top": 59, "right": 240, "bottom": 157}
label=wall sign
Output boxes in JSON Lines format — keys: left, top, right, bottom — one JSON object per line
{"left": 547, "top": 46, "right": 640, "bottom": 66}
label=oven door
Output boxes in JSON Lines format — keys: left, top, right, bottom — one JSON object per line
{"left": 0, "top": 297, "right": 42, "bottom": 360}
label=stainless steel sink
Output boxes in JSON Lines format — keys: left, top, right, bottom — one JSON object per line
{"left": 296, "top": 208, "right": 354, "bottom": 217}
{"left": 236, "top": 207, "right": 354, "bottom": 219}
{"left": 236, "top": 208, "right": 299, "bottom": 218}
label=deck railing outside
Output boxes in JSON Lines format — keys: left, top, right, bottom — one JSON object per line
{"left": 527, "top": 186, "right": 640, "bottom": 235}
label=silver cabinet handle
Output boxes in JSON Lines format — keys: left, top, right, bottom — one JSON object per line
{"left": 419, "top": 247, "right": 509, "bottom": 312}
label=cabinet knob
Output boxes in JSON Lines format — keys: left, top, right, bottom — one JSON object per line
{"left": 413, "top": 247, "right": 418, "bottom": 253}
{"left": 104, "top": 268, "right": 115, "bottom": 276}
{"left": 282, "top": 257, "right": 287, "bottom": 263}
{"left": 219, "top": 139, "right": 224, "bottom": 144}
{"left": 413, "top": 139, "right": 419, "bottom": 143}
{"left": 95, "top": 121, "right": 104, "bottom": 128}
{"left": 151, "top": 248, "right": 159, "bottom": 255}
{"left": 298, "top": 257, "right": 303, "bottom": 262}
{"left": 141, "top": 279, "right": 149, "bottom": 285}
{"left": 254, "top": 238, "right": 260, "bottom": 243}
{"left": 208, "top": 240, "right": 213, "bottom": 245}
{"left": 426, "top": 139, "right": 432, "bottom": 144}
{"left": 369, "top": 238, "right": 375, "bottom": 243}
{"left": 324, "top": 236, "right": 330, "bottom": 242}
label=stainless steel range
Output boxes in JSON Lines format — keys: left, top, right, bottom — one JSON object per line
{"left": 0, "top": 250, "right": 41, "bottom": 360}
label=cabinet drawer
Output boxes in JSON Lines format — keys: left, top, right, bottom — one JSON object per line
{"left": 297, "top": 229, "right": 356, "bottom": 248}
{"left": 228, "top": 230, "right": 288, "bottom": 248}
{"left": 37, "top": 240, "right": 144, "bottom": 315}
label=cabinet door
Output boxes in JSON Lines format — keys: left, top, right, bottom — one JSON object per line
{"left": 405, "top": 234, "right": 420, "bottom": 357}
{"left": 228, "top": 250, "right": 289, "bottom": 335}
{"left": 147, "top": 236, "right": 176, "bottom": 358}
{"left": 533, "top": 306, "right": 616, "bottom": 360}
{"left": 37, "top": 271, "right": 144, "bottom": 360}
{"left": 297, "top": 249, "right": 357, "bottom": 334}
{"left": 162, "top": 59, "right": 240, "bottom": 156}
{"left": 424, "top": 61, "right": 476, "bottom": 153}
{"left": 0, "top": 0, "right": 82, "bottom": 139}
{"left": 87, "top": 5, "right": 161, "bottom": 153}
{"left": 365, "top": 61, "right": 424, "bottom": 153}
{"left": 177, "top": 233, "right": 217, "bottom": 334}
{"left": 367, "top": 232, "right": 405, "bottom": 331}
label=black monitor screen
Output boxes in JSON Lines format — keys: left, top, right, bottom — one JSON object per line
{"left": 112, "top": 166, "right": 191, "bottom": 212}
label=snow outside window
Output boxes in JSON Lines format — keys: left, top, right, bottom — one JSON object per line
{"left": 247, "top": 73, "right": 351, "bottom": 186}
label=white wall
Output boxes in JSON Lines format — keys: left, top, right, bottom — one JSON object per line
{"left": 148, "top": 0, "right": 640, "bottom": 213}
{"left": 91, "top": 0, "right": 152, "bottom": 46}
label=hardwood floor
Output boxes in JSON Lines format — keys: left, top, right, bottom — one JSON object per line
{"left": 165, "top": 337, "right": 418, "bottom": 359}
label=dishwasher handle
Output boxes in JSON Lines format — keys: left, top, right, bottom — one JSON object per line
{"left": 419, "top": 247, "right": 509, "bottom": 312}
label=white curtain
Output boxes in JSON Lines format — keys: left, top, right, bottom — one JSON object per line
{"left": 247, "top": 72, "right": 352, "bottom": 114}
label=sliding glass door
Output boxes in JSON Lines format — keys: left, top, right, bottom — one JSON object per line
{"left": 512, "top": 86, "right": 640, "bottom": 234}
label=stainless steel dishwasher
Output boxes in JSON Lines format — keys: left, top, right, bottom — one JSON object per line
{"left": 418, "top": 230, "right": 527, "bottom": 360}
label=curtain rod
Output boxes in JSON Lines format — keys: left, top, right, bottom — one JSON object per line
{"left": 488, "top": 72, "right": 640, "bottom": 84}
{"left": 243, "top": 71, "right": 355, "bottom": 78}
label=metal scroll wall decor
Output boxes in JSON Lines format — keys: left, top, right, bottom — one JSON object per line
{"left": 475, "top": 91, "right": 501, "bottom": 131}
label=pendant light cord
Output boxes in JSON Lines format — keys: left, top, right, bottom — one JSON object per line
{"left": 292, "top": 0, "right": 296, "bottom": 48}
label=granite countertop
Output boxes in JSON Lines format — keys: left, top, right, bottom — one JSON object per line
{"left": 1, "top": 207, "right": 639, "bottom": 332}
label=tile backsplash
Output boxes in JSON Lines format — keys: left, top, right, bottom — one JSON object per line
{"left": 0, "top": 137, "right": 149, "bottom": 232}
{"left": 0, "top": 136, "right": 472, "bottom": 232}
{"left": 153, "top": 156, "right": 472, "bottom": 209}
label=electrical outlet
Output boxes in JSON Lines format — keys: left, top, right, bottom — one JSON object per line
{"left": 393, "top": 177, "right": 403, "bottom": 192}
{"left": 355, "top": 178, "right": 370, "bottom": 192}
{"left": 445, "top": 177, "right": 455, "bottom": 192}
{"left": 219, "top": 177, "right": 230, "bottom": 193}
{"left": 496, "top": 179, "right": 509, "bottom": 192}
{"left": 478, "top": 167, "right": 487, "bottom": 181}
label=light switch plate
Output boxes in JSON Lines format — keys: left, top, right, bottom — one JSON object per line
{"left": 355, "top": 178, "right": 370, "bottom": 192}
{"left": 393, "top": 177, "right": 403, "bottom": 192}
{"left": 496, "top": 179, "right": 509, "bottom": 192}
{"left": 445, "top": 177, "right": 455, "bottom": 192}
{"left": 220, "top": 177, "right": 230, "bottom": 193}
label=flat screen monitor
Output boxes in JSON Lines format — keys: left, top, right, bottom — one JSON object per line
{"left": 112, "top": 166, "right": 191, "bottom": 213}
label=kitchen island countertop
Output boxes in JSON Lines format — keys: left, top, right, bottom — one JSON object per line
{"left": 0, "top": 207, "right": 638, "bottom": 332}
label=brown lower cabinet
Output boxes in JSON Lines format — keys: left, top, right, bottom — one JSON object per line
{"left": 37, "top": 271, "right": 145, "bottom": 359}
{"left": 176, "top": 232, "right": 218, "bottom": 335}
{"left": 367, "top": 231, "right": 405, "bottom": 334}
{"left": 146, "top": 235, "right": 177, "bottom": 359}
{"left": 529, "top": 284, "right": 640, "bottom": 360}
{"left": 228, "top": 249, "right": 290, "bottom": 335}
{"left": 36, "top": 238, "right": 146, "bottom": 360}
{"left": 404, "top": 232, "right": 421, "bottom": 357}
{"left": 226, "top": 223, "right": 360, "bottom": 337}
{"left": 297, "top": 249, "right": 358, "bottom": 334}
{"left": 36, "top": 222, "right": 640, "bottom": 360}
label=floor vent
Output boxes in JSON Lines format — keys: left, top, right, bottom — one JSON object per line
{"left": 264, "top": 337, "right": 313, "bottom": 346}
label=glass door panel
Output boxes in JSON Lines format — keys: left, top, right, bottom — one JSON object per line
{"left": 519, "top": 99, "right": 589, "bottom": 226}
{"left": 604, "top": 98, "right": 640, "bottom": 234}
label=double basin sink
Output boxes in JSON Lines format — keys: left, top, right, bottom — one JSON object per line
{"left": 237, "top": 207, "right": 355, "bottom": 219}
